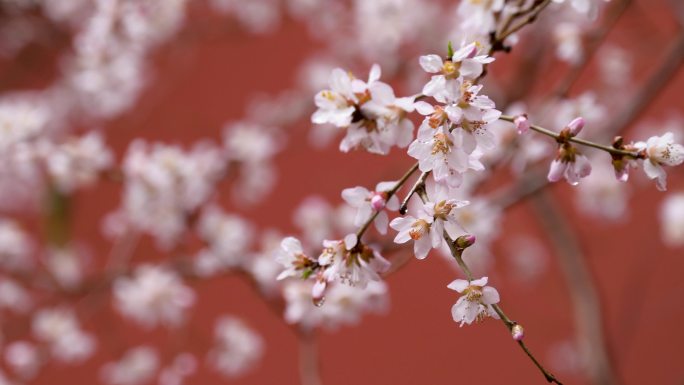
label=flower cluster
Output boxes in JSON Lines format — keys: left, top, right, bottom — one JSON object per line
{"left": 276, "top": 234, "right": 389, "bottom": 305}
{"left": 312, "top": 64, "right": 416, "bottom": 155}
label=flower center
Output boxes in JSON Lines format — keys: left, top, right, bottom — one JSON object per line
{"left": 431, "top": 133, "right": 453, "bottom": 155}
{"left": 429, "top": 106, "right": 447, "bottom": 128}
{"left": 464, "top": 285, "right": 483, "bottom": 302}
{"left": 409, "top": 219, "right": 430, "bottom": 240}
{"left": 434, "top": 200, "right": 454, "bottom": 219}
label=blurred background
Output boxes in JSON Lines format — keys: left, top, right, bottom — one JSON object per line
{"left": 0, "top": 0, "right": 683, "bottom": 384}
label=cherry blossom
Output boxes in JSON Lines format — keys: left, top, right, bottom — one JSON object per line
{"left": 448, "top": 276, "right": 500, "bottom": 326}
{"left": 635, "top": 132, "right": 684, "bottom": 191}
{"left": 341, "top": 181, "right": 400, "bottom": 234}
{"left": 101, "top": 346, "right": 159, "bottom": 385}
{"left": 209, "top": 316, "right": 263, "bottom": 378}
{"left": 390, "top": 210, "right": 440, "bottom": 259}
{"left": 113, "top": 265, "right": 195, "bottom": 329}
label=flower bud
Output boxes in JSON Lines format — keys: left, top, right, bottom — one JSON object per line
{"left": 312, "top": 279, "right": 327, "bottom": 307}
{"left": 511, "top": 324, "right": 524, "bottom": 341}
{"left": 566, "top": 117, "right": 585, "bottom": 136}
{"left": 455, "top": 234, "right": 476, "bottom": 249}
{"left": 547, "top": 159, "right": 567, "bottom": 183}
{"left": 370, "top": 193, "right": 387, "bottom": 210}
{"left": 514, "top": 114, "right": 529, "bottom": 135}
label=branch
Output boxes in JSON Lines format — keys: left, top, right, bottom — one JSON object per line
{"left": 298, "top": 329, "right": 323, "bottom": 385}
{"left": 355, "top": 162, "right": 419, "bottom": 239}
{"left": 443, "top": 232, "right": 563, "bottom": 385}
{"left": 498, "top": 115, "right": 641, "bottom": 157}
{"left": 529, "top": 192, "right": 618, "bottom": 385}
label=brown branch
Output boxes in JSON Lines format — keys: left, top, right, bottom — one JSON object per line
{"left": 529, "top": 192, "right": 618, "bottom": 385}
{"left": 552, "top": 0, "right": 633, "bottom": 98}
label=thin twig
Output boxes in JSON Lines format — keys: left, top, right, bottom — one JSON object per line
{"left": 498, "top": 115, "right": 640, "bottom": 157}
{"left": 443, "top": 232, "right": 562, "bottom": 384}
{"left": 355, "top": 162, "right": 419, "bottom": 239}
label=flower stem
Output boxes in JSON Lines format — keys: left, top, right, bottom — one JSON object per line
{"left": 498, "top": 115, "right": 640, "bottom": 157}
{"left": 355, "top": 162, "right": 419, "bottom": 239}
{"left": 443, "top": 231, "right": 562, "bottom": 384}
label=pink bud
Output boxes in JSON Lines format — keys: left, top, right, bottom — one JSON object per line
{"left": 511, "top": 324, "right": 524, "bottom": 341}
{"left": 370, "top": 193, "right": 387, "bottom": 210}
{"left": 566, "top": 117, "right": 585, "bottom": 136}
{"left": 547, "top": 159, "right": 567, "bottom": 182}
{"left": 514, "top": 114, "right": 529, "bottom": 135}
{"left": 455, "top": 234, "right": 476, "bottom": 248}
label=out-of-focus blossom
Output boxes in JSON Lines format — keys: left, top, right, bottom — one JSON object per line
{"left": 209, "top": 0, "right": 280, "bottom": 34}
{"left": 32, "top": 307, "right": 96, "bottom": 363}
{"left": 245, "top": 229, "right": 285, "bottom": 292}
{"left": 283, "top": 280, "right": 388, "bottom": 330}
{"left": 553, "top": 22, "right": 583, "bottom": 64}
{"left": 455, "top": 0, "right": 504, "bottom": 37}
{"left": 209, "top": 316, "right": 263, "bottom": 378}
{"left": 196, "top": 206, "right": 253, "bottom": 269}
{"left": 43, "top": 246, "right": 85, "bottom": 289}
{"left": 113, "top": 265, "right": 195, "bottom": 329}
{"left": 0, "top": 219, "right": 33, "bottom": 271}
{"left": 660, "top": 192, "right": 684, "bottom": 247}
{"left": 37, "top": 131, "right": 113, "bottom": 193}
{"left": 223, "top": 122, "right": 282, "bottom": 204}
{"left": 101, "top": 346, "right": 159, "bottom": 385}
{"left": 4, "top": 341, "right": 40, "bottom": 380}
{"left": 159, "top": 353, "right": 197, "bottom": 385}
{"left": 0, "top": 279, "right": 31, "bottom": 313}
{"left": 576, "top": 158, "right": 630, "bottom": 220}
{"left": 115, "top": 140, "right": 225, "bottom": 249}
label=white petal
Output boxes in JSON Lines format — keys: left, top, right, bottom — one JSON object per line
{"left": 482, "top": 286, "right": 500, "bottom": 305}
{"left": 342, "top": 186, "right": 370, "bottom": 206}
{"left": 447, "top": 279, "right": 469, "bottom": 292}
{"left": 344, "top": 234, "right": 358, "bottom": 250}
{"left": 419, "top": 54, "right": 443, "bottom": 73}
{"left": 374, "top": 211, "right": 389, "bottom": 235}
{"left": 414, "top": 101, "right": 435, "bottom": 115}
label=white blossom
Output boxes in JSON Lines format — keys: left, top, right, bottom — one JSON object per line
{"left": 4, "top": 341, "right": 40, "bottom": 379}
{"left": 283, "top": 279, "right": 388, "bottom": 330}
{"left": 113, "top": 265, "right": 195, "bottom": 328}
{"left": 37, "top": 131, "right": 113, "bottom": 193}
{"left": 117, "top": 140, "right": 225, "bottom": 249}
{"left": 196, "top": 206, "right": 253, "bottom": 268}
{"left": 315, "top": 234, "right": 389, "bottom": 299}
{"left": 341, "top": 181, "right": 400, "bottom": 234}
{"left": 32, "top": 307, "right": 96, "bottom": 363}
{"left": 101, "top": 346, "right": 159, "bottom": 385}
{"left": 209, "top": 316, "right": 263, "bottom": 378}
{"left": 635, "top": 132, "right": 684, "bottom": 191}
{"left": 390, "top": 210, "right": 440, "bottom": 259}
{"left": 0, "top": 219, "right": 33, "bottom": 271}
{"left": 312, "top": 64, "right": 416, "bottom": 155}
{"left": 660, "top": 192, "right": 684, "bottom": 247}
{"left": 448, "top": 276, "right": 500, "bottom": 326}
